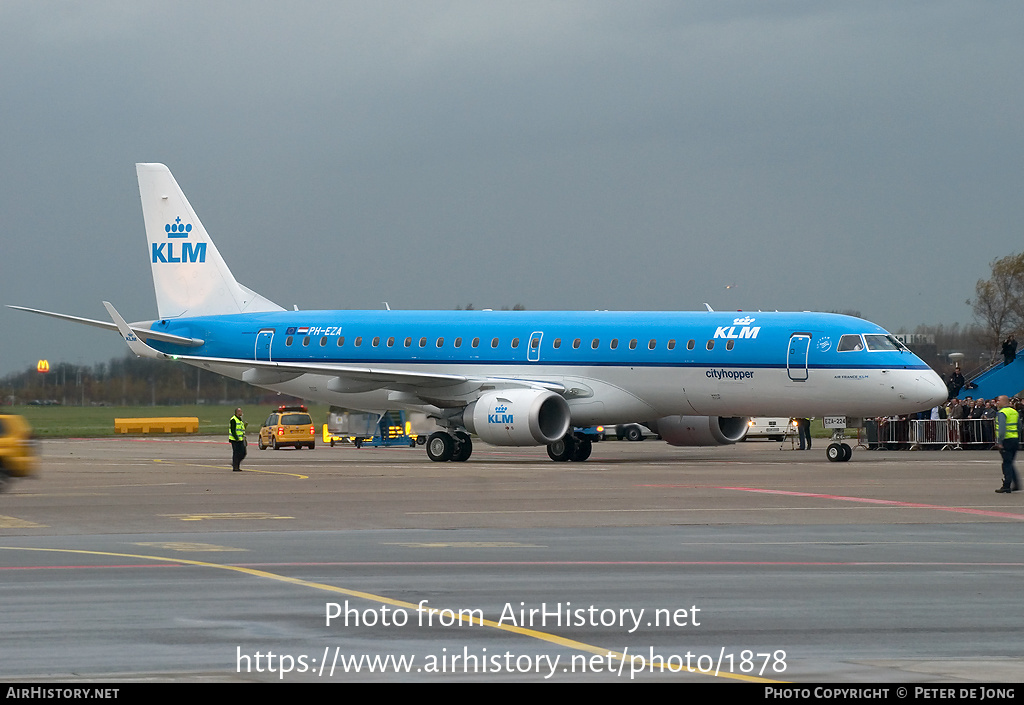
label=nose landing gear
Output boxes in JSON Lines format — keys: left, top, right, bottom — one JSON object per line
{"left": 826, "top": 428, "right": 852, "bottom": 462}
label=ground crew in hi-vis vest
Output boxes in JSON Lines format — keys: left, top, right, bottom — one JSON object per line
{"left": 994, "top": 395, "right": 1019, "bottom": 493}
{"left": 229, "top": 407, "right": 247, "bottom": 472}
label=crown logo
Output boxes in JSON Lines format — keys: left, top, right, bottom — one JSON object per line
{"left": 165, "top": 216, "right": 192, "bottom": 239}
{"left": 494, "top": 405, "right": 508, "bottom": 413}
{"left": 733, "top": 316, "right": 755, "bottom": 325}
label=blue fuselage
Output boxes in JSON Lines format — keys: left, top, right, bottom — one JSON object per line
{"left": 145, "top": 309, "right": 946, "bottom": 421}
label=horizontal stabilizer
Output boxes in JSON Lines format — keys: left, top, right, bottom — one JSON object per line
{"left": 7, "top": 304, "right": 204, "bottom": 347}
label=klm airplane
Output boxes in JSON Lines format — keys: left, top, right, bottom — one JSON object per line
{"left": 11, "top": 164, "right": 948, "bottom": 463}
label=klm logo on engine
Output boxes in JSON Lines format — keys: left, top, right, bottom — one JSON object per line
{"left": 488, "top": 404, "right": 513, "bottom": 424}
{"left": 714, "top": 316, "right": 760, "bottom": 340}
{"left": 152, "top": 217, "right": 207, "bottom": 263}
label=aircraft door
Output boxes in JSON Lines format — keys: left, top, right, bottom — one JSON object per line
{"left": 256, "top": 329, "right": 274, "bottom": 361}
{"left": 787, "top": 333, "right": 810, "bottom": 381}
{"left": 527, "top": 331, "right": 543, "bottom": 362}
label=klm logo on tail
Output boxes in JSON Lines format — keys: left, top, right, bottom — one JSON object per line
{"left": 152, "top": 217, "right": 207, "bottom": 263}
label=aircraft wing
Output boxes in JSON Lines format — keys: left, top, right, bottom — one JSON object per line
{"left": 101, "top": 302, "right": 566, "bottom": 400}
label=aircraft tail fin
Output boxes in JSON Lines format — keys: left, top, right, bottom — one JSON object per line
{"left": 136, "top": 163, "right": 283, "bottom": 319}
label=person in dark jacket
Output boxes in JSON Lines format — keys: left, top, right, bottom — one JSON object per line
{"left": 794, "top": 418, "right": 812, "bottom": 451}
{"left": 1002, "top": 335, "right": 1017, "bottom": 366}
{"left": 947, "top": 367, "right": 965, "bottom": 399}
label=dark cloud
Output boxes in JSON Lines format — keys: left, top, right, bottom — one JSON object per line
{"left": 2, "top": 1, "right": 1022, "bottom": 374}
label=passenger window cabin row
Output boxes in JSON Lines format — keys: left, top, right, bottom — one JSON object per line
{"left": 276, "top": 330, "right": 901, "bottom": 354}
{"left": 281, "top": 334, "right": 738, "bottom": 352}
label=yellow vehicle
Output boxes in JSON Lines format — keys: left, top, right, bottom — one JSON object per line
{"left": 257, "top": 405, "right": 316, "bottom": 450}
{"left": 0, "top": 414, "right": 40, "bottom": 489}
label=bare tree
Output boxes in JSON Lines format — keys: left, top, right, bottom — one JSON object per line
{"left": 968, "top": 253, "right": 1024, "bottom": 351}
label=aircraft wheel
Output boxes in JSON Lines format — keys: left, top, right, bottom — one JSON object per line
{"left": 571, "top": 437, "right": 592, "bottom": 462}
{"left": 826, "top": 443, "right": 843, "bottom": 462}
{"left": 426, "top": 432, "right": 454, "bottom": 462}
{"left": 841, "top": 443, "right": 852, "bottom": 462}
{"left": 546, "top": 435, "right": 576, "bottom": 462}
{"left": 452, "top": 432, "right": 473, "bottom": 462}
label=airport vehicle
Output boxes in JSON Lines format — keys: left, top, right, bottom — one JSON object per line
{"left": 9, "top": 164, "right": 949, "bottom": 463}
{"left": 745, "top": 417, "right": 793, "bottom": 442}
{"left": 257, "top": 404, "right": 316, "bottom": 450}
{"left": 0, "top": 414, "right": 39, "bottom": 490}
{"left": 613, "top": 423, "right": 653, "bottom": 442}
{"left": 324, "top": 409, "right": 425, "bottom": 448}
{"left": 574, "top": 425, "right": 606, "bottom": 442}
{"left": 324, "top": 408, "right": 381, "bottom": 448}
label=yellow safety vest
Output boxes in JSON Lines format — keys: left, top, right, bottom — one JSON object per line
{"left": 229, "top": 415, "right": 246, "bottom": 441}
{"left": 998, "top": 407, "right": 1018, "bottom": 440}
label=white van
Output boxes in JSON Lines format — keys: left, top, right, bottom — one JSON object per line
{"left": 744, "top": 418, "right": 793, "bottom": 442}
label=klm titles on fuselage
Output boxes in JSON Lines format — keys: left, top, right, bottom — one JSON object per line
{"left": 714, "top": 316, "right": 760, "bottom": 340}
{"left": 152, "top": 217, "right": 207, "bottom": 264}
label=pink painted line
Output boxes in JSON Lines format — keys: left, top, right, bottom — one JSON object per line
{"left": 0, "top": 563, "right": 181, "bottom": 571}
{"left": 719, "top": 486, "right": 1024, "bottom": 521}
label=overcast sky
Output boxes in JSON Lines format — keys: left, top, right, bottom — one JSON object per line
{"left": 2, "top": 1, "right": 1022, "bottom": 376}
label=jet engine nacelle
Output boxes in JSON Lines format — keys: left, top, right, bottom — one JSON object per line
{"left": 647, "top": 415, "right": 749, "bottom": 446}
{"left": 463, "top": 389, "right": 571, "bottom": 446}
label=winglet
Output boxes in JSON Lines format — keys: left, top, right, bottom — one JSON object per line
{"left": 103, "top": 301, "right": 167, "bottom": 360}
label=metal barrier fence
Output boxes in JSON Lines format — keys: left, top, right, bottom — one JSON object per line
{"left": 865, "top": 418, "right": 996, "bottom": 450}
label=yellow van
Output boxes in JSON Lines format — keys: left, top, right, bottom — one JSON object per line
{"left": 0, "top": 414, "right": 39, "bottom": 488}
{"left": 258, "top": 405, "right": 316, "bottom": 450}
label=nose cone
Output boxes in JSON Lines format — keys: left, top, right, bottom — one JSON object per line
{"left": 915, "top": 368, "right": 949, "bottom": 408}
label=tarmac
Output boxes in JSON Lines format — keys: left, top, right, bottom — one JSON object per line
{"left": 1, "top": 436, "right": 1021, "bottom": 682}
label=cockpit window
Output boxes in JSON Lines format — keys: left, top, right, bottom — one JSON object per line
{"left": 863, "top": 334, "right": 904, "bottom": 351}
{"left": 838, "top": 334, "right": 864, "bottom": 352}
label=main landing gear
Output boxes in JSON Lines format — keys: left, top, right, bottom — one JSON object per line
{"left": 825, "top": 429, "right": 852, "bottom": 463}
{"left": 425, "top": 431, "right": 595, "bottom": 463}
{"left": 546, "top": 433, "right": 592, "bottom": 462}
{"left": 426, "top": 431, "right": 473, "bottom": 462}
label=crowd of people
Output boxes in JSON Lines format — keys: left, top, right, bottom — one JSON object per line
{"left": 872, "top": 395, "right": 1024, "bottom": 449}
